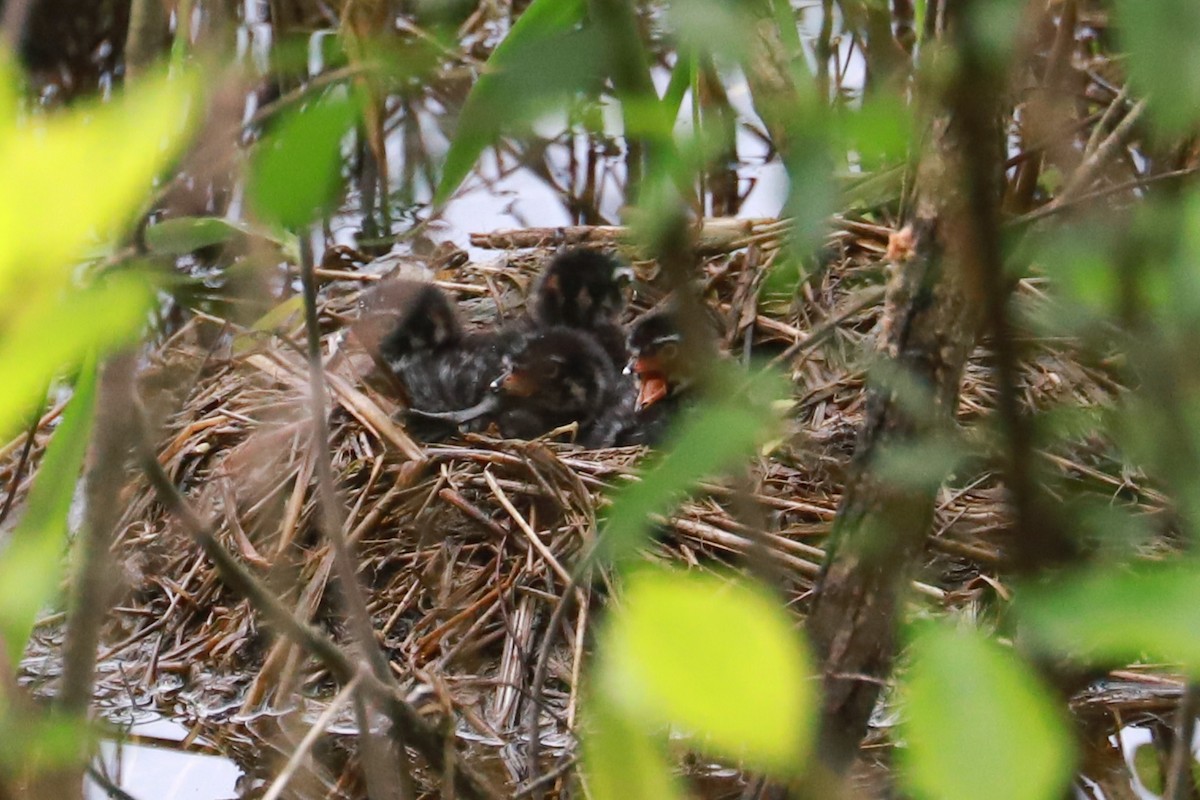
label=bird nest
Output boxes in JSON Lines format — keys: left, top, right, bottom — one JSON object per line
{"left": 12, "top": 219, "right": 1166, "bottom": 795}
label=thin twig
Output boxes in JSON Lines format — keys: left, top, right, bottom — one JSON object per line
{"left": 298, "top": 235, "right": 413, "bottom": 800}
{"left": 1163, "top": 683, "right": 1200, "bottom": 800}
{"left": 60, "top": 354, "right": 136, "bottom": 714}
{"left": 261, "top": 675, "right": 362, "bottom": 800}
{"left": 0, "top": 401, "right": 43, "bottom": 528}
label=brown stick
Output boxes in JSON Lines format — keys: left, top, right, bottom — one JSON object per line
{"left": 59, "top": 354, "right": 137, "bottom": 715}
{"left": 806, "top": 31, "right": 992, "bottom": 768}
{"left": 297, "top": 236, "right": 412, "bottom": 800}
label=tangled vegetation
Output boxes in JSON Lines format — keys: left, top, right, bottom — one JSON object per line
{"left": 3, "top": 0, "right": 1200, "bottom": 798}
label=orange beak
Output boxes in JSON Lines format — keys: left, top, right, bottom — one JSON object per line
{"left": 499, "top": 370, "right": 537, "bottom": 397}
{"left": 632, "top": 355, "right": 670, "bottom": 410}
{"left": 637, "top": 374, "right": 669, "bottom": 410}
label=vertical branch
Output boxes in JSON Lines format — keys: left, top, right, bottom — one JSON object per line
{"left": 816, "top": 0, "right": 833, "bottom": 101}
{"left": 742, "top": 0, "right": 805, "bottom": 161}
{"left": 893, "top": 0, "right": 915, "bottom": 55}
{"left": 59, "top": 353, "right": 136, "bottom": 716}
{"left": 0, "top": 0, "right": 34, "bottom": 51}
{"left": 586, "top": 0, "right": 660, "bottom": 192}
{"left": 124, "top": 0, "right": 168, "bottom": 81}
{"left": 297, "top": 235, "right": 412, "bottom": 800}
{"left": 697, "top": 56, "right": 739, "bottom": 216}
{"left": 1008, "top": 0, "right": 1077, "bottom": 214}
{"left": 806, "top": 0, "right": 1015, "bottom": 767}
{"left": 836, "top": 0, "right": 908, "bottom": 93}
{"left": 952, "top": 0, "right": 1077, "bottom": 573}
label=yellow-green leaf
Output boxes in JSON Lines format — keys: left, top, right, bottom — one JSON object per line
{"left": 598, "top": 568, "right": 815, "bottom": 774}
{"left": 0, "top": 271, "right": 154, "bottom": 438}
{"left": 143, "top": 216, "right": 280, "bottom": 256}
{"left": 0, "top": 362, "right": 96, "bottom": 666}
{"left": 0, "top": 68, "right": 196, "bottom": 298}
{"left": 580, "top": 700, "right": 686, "bottom": 800}
{"left": 899, "top": 622, "right": 1075, "bottom": 800}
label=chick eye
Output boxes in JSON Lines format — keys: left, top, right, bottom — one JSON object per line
{"left": 659, "top": 342, "right": 680, "bottom": 361}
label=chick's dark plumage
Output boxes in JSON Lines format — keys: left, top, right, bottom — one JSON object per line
{"left": 356, "top": 279, "right": 519, "bottom": 434}
{"left": 618, "top": 311, "right": 691, "bottom": 446}
{"left": 491, "top": 326, "right": 619, "bottom": 447}
{"left": 531, "top": 248, "right": 633, "bottom": 367}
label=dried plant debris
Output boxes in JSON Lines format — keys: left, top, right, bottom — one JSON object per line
{"left": 12, "top": 220, "right": 1163, "bottom": 795}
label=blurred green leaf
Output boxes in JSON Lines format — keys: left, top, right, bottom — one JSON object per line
{"left": 1034, "top": 222, "right": 1121, "bottom": 327}
{"left": 864, "top": 356, "right": 938, "bottom": 423}
{"left": 232, "top": 295, "right": 306, "bottom": 354}
{"left": 0, "top": 272, "right": 154, "bottom": 438}
{"left": 0, "top": 709, "right": 91, "bottom": 769}
{"left": 598, "top": 568, "right": 814, "bottom": 774}
{"left": 1116, "top": 0, "right": 1200, "bottom": 134}
{"left": 836, "top": 95, "right": 916, "bottom": 171}
{"left": 783, "top": 132, "right": 836, "bottom": 257}
{"left": 143, "top": 216, "right": 278, "bottom": 256}
{"left": 963, "top": 0, "right": 1023, "bottom": 66}
{"left": 1017, "top": 561, "right": 1200, "bottom": 674}
{"left": 601, "top": 366, "right": 788, "bottom": 560}
{"left": 1118, "top": 385, "right": 1200, "bottom": 538}
{"left": 900, "top": 622, "right": 1075, "bottom": 800}
{"left": 248, "top": 90, "right": 361, "bottom": 228}
{"left": 581, "top": 699, "right": 686, "bottom": 800}
{"left": 0, "top": 68, "right": 196, "bottom": 299}
{"left": 0, "top": 363, "right": 95, "bottom": 667}
{"left": 872, "top": 435, "right": 966, "bottom": 491}
{"left": 760, "top": 252, "right": 804, "bottom": 302}
{"left": 434, "top": 0, "right": 590, "bottom": 204}
{"left": 661, "top": 50, "right": 694, "bottom": 125}
{"left": 1131, "top": 742, "right": 1163, "bottom": 795}
{"left": 666, "top": 0, "right": 753, "bottom": 61}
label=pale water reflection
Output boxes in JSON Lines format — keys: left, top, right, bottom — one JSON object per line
{"left": 87, "top": 717, "right": 243, "bottom": 800}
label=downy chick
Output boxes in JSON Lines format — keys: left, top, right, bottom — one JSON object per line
{"left": 619, "top": 311, "right": 694, "bottom": 446}
{"left": 489, "top": 326, "right": 619, "bottom": 447}
{"left": 356, "top": 279, "right": 520, "bottom": 435}
{"left": 530, "top": 248, "right": 634, "bottom": 368}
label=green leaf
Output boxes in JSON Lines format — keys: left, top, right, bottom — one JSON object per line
{"left": 899, "top": 622, "right": 1075, "bottom": 800}
{"left": 248, "top": 90, "right": 361, "bottom": 228}
{"left": 871, "top": 435, "right": 966, "bottom": 491}
{"left": 666, "top": 0, "right": 754, "bottom": 61}
{"left": 1131, "top": 743, "right": 1163, "bottom": 795}
{"left": 1017, "top": 560, "right": 1200, "bottom": 674}
{"left": 0, "top": 709, "right": 92, "bottom": 769}
{"left": 0, "top": 272, "right": 154, "bottom": 439}
{"left": 580, "top": 699, "right": 686, "bottom": 800}
{"left": 598, "top": 568, "right": 815, "bottom": 774}
{"left": 0, "top": 68, "right": 196, "bottom": 297}
{"left": 783, "top": 125, "right": 836, "bottom": 257}
{"left": 601, "top": 367, "right": 787, "bottom": 561}
{"left": 142, "top": 216, "right": 275, "bottom": 256}
{"left": 434, "top": 0, "right": 590, "bottom": 205}
{"left": 661, "top": 49, "right": 694, "bottom": 125}
{"left": 836, "top": 95, "right": 916, "bottom": 171}
{"left": 0, "top": 362, "right": 96, "bottom": 666}
{"left": 1116, "top": 0, "right": 1200, "bottom": 134}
